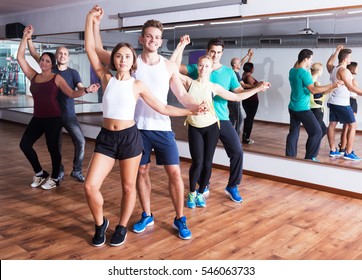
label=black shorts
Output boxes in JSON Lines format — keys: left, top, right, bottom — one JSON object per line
{"left": 94, "top": 125, "right": 143, "bottom": 160}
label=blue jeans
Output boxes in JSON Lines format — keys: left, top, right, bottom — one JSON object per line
{"left": 286, "top": 108, "right": 322, "bottom": 159}
{"left": 60, "top": 115, "right": 85, "bottom": 173}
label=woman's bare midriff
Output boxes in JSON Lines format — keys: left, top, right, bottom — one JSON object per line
{"left": 102, "top": 118, "right": 135, "bottom": 131}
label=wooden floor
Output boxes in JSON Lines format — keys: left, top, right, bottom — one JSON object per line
{"left": 1, "top": 120, "right": 362, "bottom": 260}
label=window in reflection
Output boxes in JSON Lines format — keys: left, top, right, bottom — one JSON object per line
{"left": 0, "top": 41, "right": 26, "bottom": 95}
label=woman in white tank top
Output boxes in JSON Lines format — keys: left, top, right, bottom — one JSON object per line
{"left": 83, "top": 6, "right": 202, "bottom": 247}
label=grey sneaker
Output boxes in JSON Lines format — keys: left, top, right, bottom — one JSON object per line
{"left": 41, "top": 178, "right": 59, "bottom": 190}
{"left": 30, "top": 171, "right": 49, "bottom": 188}
{"left": 70, "top": 171, "right": 85, "bottom": 182}
{"left": 58, "top": 171, "right": 65, "bottom": 181}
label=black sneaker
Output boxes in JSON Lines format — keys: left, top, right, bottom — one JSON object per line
{"left": 91, "top": 217, "right": 109, "bottom": 247}
{"left": 110, "top": 225, "right": 128, "bottom": 246}
{"left": 70, "top": 171, "right": 85, "bottom": 182}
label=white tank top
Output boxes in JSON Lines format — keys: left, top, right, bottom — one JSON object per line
{"left": 328, "top": 66, "right": 351, "bottom": 106}
{"left": 350, "top": 74, "right": 358, "bottom": 98}
{"left": 102, "top": 77, "right": 137, "bottom": 120}
{"left": 134, "top": 55, "right": 171, "bottom": 131}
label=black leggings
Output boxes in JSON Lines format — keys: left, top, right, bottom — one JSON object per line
{"left": 242, "top": 99, "right": 259, "bottom": 141}
{"left": 188, "top": 122, "right": 219, "bottom": 193}
{"left": 19, "top": 116, "right": 63, "bottom": 179}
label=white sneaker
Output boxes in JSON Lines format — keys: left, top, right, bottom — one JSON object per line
{"left": 30, "top": 171, "right": 49, "bottom": 188}
{"left": 41, "top": 178, "right": 59, "bottom": 190}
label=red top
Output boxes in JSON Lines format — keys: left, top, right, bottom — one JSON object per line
{"left": 30, "top": 74, "right": 61, "bottom": 118}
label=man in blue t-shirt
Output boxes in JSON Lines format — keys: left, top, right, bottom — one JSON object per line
{"left": 28, "top": 40, "right": 87, "bottom": 182}
{"left": 287, "top": 49, "right": 338, "bottom": 160}
{"left": 171, "top": 36, "right": 266, "bottom": 203}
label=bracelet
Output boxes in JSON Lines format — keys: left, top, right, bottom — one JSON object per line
{"left": 84, "top": 88, "right": 89, "bottom": 94}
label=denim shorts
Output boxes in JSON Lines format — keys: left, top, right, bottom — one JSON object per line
{"left": 94, "top": 125, "right": 143, "bottom": 160}
{"left": 139, "top": 130, "right": 180, "bottom": 166}
{"left": 328, "top": 103, "right": 355, "bottom": 123}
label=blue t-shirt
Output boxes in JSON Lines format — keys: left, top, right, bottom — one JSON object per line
{"left": 52, "top": 67, "right": 82, "bottom": 117}
{"left": 186, "top": 64, "right": 240, "bottom": 120}
{"left": 288, "top": 68, "right": 314, "bottom": 111}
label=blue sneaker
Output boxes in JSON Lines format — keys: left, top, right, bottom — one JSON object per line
{"left": 311, "top": 157, "right": 320, "bottom": 162}
{"left": 225, "top": 186, "right": 243, "bottom": 203}
{"left": 186, "top": 192, "right": 196, "bottom": 209}
{"left": 329, "top": 149, "right": 341, "bottom": 157}
{"left": 343, "top": 151, "right": 361, "bottom": 161}
{"left": 132, "top": 212, "right": 154, "bottom": 233}
{"left": 197, "top": 185, "right": 210, "bottom": 196}
{"left": 173, "top": 216, "right": 192, "bottom": 240}
{"left": 196, "top": 193, "right": 206, "bottom": 207}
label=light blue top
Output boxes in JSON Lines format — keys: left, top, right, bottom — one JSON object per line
{"left": 288, "top": 67, "right": 314, "bottom": 111}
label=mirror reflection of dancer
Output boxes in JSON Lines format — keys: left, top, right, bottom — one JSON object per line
{"left": 241, "top": 60, "right": 260, "bottom": 145}
{"left": 17, "top": 25, "right": 100, "bottom": 190}
{"left": 326, "top": 45, "right": 362, "bottom": 160}
{"left": 309, "top": 62, "right": 330, "bottom": 140}
{"left": 339, "top": 62, "right": 359, "bottom": 154}
{"left": 229, "top": 49, "right": 254, "bottom": 135}
{"left": 286, "top": 49, "right": 340, "bottom": 161}
{"left": 85, "top": 5, "right": 207, "bottom": 244}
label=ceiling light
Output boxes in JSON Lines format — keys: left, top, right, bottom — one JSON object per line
{"left": 347, "top": 10, "right": 362, "bottom": 14}
{"left": 210, "top": 18, "right": 260, "bottom": 25}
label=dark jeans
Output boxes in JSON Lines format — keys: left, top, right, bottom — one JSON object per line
{"left": 19, "top": 116, "right": 62, "bottom": 179}
{"left": 219, "top": 120, "right": 243, "bottom": 187}
{"left": 286, "top": 108, "right": 322, "bottom": 159}
{"left": 228, "top": 101, "right": 242, "bottom": 135}
{"left": 242, "top": 99, "right": 259, "bottom": 141}
{"left": 188, "top": 122, "right": 220, "bottom": 193}
{"left": 60, "top": 115, "right": 85, "bottom": 173}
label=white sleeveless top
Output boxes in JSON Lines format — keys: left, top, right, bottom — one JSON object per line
{"left": 350, "top": 74, "right": 358, "bottom": 98}
{"left": 134, "top": 55, "right": 171, "bottom": 131}
{"left": 102, "top": 77, "right": 137, "bottom": 120}
{"left": 328, "top": 66, "right": 351, "bottom": 106}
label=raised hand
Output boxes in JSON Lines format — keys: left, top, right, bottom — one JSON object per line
{"left": 23, "top": 25, "right": 34, "bottom": 40}
{"left": 179, "top": 35, "right": 191, "bottom": 48}
{"left": 89, "top": 4, "right": 104, "bottom": 24}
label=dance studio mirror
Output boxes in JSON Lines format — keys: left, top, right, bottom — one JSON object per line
{"left": 2, "top": 6, "right": 362, "bottom": 169}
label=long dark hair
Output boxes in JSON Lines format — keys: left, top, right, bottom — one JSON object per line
{"left": 40, "top": 52, "right": 56, "bottom": 68}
